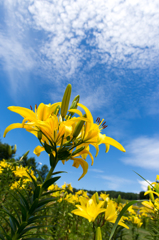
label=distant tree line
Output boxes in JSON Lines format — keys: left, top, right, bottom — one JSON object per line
{"left": 72, "top": 188, "right": 149, "bottom": 200}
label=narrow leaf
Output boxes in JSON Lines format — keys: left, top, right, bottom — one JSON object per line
{"left": 42, "top": 177, "right": 61, "bottom": 190}
{"left": 26, "top": 170, "right": 37, "bottom": 188}
{"left": 33, "top": 186, "right": 41, "bottom": 201}
{"left": 19, "top": 225, "right": 52, "bottom": 237}
{"left": 29, "top": 198, "right": 39, "bottom": 215}
{"left": 23, "top": 238, "right": 46, "bottom": 240}
{"left": 109, "top": 200, "right": 143, "bottom": 240}
{"left": 0, "top": 233, "right": 5, "bottom": 240}
{"left": 52, "top": 171, "right": 67, "bottom": 175}
{"left": 16, "top": 189, "right": 30, "bottom": 210}
{"left": 28, "top": 215, "right": 52, "bottom": 225}
{"left": 2, "top": 206, "right": 19, "bottom": 228}
{"left": 133, "top": 171, "right": 154, "bottom": 188}
{"left": 35, "top": 169, "right": 43, "bottom": 183}
{"left": 41, "top": 189, "right": 61, "bottom": 197}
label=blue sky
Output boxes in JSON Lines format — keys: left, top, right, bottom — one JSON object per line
{"left": 0, "top": 0, "right": 159, "bottom": 193}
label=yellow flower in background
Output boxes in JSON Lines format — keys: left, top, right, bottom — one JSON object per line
{"left": 72, "top": 193, "right": 106, "bottom": 222}
{"left": 100, "top": 193, "right": 110, "bottom": 202}
{"left": 67, "top": 183, "right": 73, "bottom": 192}
{"left": 61, "top": 182, "right": 67, "bottom": 190}
{"left": 48, "top": 183, "right": 60, "bottom": 191}
{"left": 0, "top": 159, "right": 13, "bottom": 173}
{"left": 128, "top": 216, "right": 142, "bottom": 228}
{"left": 127, "top": 205, "right": 136, "bottom": 215}
{"left": 105, "top": 201, "right": 129, "bottom": 229}
{"left": 13, "top": 165, "right": 36, "bottom": 180}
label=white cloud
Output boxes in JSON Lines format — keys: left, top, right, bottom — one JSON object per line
{"left": 27, "top": 0, "right": 159, "bottom": 72}
{"left": 96, "top": 174, "right": 134, "bottom": 190}
{"left": 89, "top": 168, "right": 104, "bottom": 173}
{"left": 138, "top": 179, "right": 152, "bottom": 191}
{"left": 1, "top": 0, "right": 159, "bottom": 113}
{"left": 0, "top": 1, "right": 35, "bottom": 94}
{"left": 121, "top": 136, "right": 159, "bottom": 170}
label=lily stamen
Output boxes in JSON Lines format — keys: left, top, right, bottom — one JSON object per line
{"left": 96, "top": 117, "right": 108, "bottom": 130}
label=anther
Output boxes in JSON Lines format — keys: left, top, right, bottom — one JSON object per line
{"left": 30, "top": 105, "right": 33, "bottom": 110}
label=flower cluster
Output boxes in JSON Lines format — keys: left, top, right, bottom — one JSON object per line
{"left": 3, "top": 84, "right": 125, "bottom": 180}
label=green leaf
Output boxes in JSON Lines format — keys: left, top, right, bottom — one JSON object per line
{"left": 35, "top": 169, "right": 43, "bottom": 183}
{"left": 9, "top": 191, "right": 26, "bottom": 222}
{"left": 57, "top": 150, "right": 71, "bottom": 160}
{"left": 37, "top": 197, "right": 56, "bottom": 209}
{"left": 133, "top": 171, "right": 154, "bottom": 189}
{"left": 19, "top": 225, "right": 53, "bottom": 237}
{"left": 33, "top": 186, "right": 41, "bottom": 201}
{"left": 28, "top": 215, "right": 52, "bottom": 225}
{"left": 29, "top": 199, "right": 39, "bottom": 215}
{"left": 52, "top": 171, "right": 67, "bottom": 175}
{"left": 44, "top": 142, "right": 54, "bottom": 154}
{"left": 22, "top": 238, "right": 46, "bottom": 240}
{"left": 0, "top": 233, "right": 5, "bottom": 240}
{"left": 17, "top": 222, "right": 28, "bottom": 234}
{"left": 109, "top": 200, "right": 143, "bottom": 240}
{"left": 16, "top": 189, "right": 30, "bottom": 210}
{"left": 49, "top": 153, "right": 56, "bottom": 168}
{"left": 2, "top": 206, "right": 20, "bottom": 229}
{"left": 26, "top": 170, "right": 37, "bottom": 189}
{"left": 10, "top": 192, "right": 25, "bottom": 223}
{"left": 0, "top": 222, "right": 12, "bottom": 240}
{"left": 41, "top": 189, "right": 61, "bottom": 197}
{"left": 9, "top": 217, "right": 16, "bottom": 237}
{"left": 42, "top": 176, "right": 61, "bottom": 190}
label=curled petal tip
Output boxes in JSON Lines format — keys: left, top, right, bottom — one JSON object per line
{"left": 122, "top": 147, "right": 126, "bottom": 152}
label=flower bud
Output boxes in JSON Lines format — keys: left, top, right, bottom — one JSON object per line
{"left": 8, "top": 145, "right": 12, "bottom": 156}
{"left": 19, "top": 150, "right": 30, "bottom": 161}
{"left": 72, "top": 146, "right": 85, "bottom": 156}
{"left": 95, "top": 227, "right": 102, "bottom": 240}
{"left": 73, "top": 114, "right": 86, "bottom": 139}
{"left": 61, "top": 84, "right": 72, "bottom": 118}
{"left": 148, "top": 185, "right": 154, "bottom": 202}
{"left": 12, "top": 144, "right": 17, "bottom": 154}
{"left": 95, "top": 192, "right": 99, "bottom": 204}
{"left": 38, "top": 131, "right": 42, "bottom": 141}
{"left": 70, "top": 95, "right": 80, "bottom": 110}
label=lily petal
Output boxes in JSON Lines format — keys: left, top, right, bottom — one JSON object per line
{"left": 33, "top": 146, "right": 45, "bottom": 156}
{"left": 8, "top": 106, "right": 36, "bottom": 119}
{"left": 3, "top": 123, "right": 23, "bottom": 137}
{"left": 98, "top": 134, "right": 126, "bottom": 152}
{"left": 68, "top": 109, "right": 83, "bottom": 117}
{"left": 71, "top": 157, "right": 88, "bottom": 180}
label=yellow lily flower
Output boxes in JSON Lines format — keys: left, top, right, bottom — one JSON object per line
{"left": 77, "top": 103, "right": 126, "bottom": 156}
{"left": 71, "top": 193, "right": 106, "bottom": 222}
{"left": 3, "top": 103, "right": 62, "bottom": 138}
{"left": 105, "top": 201, "right": 129, "bottom": 229}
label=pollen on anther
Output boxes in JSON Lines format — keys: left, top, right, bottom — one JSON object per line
{"left": 30, "top": 105, "right": 33, "bottom": 110}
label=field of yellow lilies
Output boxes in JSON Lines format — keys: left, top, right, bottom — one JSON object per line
{"left": 1, "top": 84, "right": 159, "bottom": 240}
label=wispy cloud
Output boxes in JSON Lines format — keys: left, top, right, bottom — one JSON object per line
{"left": 89, "top": 168, "right": 104, "bottom": 173}
{"left": 1, "top": 0, "right": 159, "bottom": 115}
{"left": 121, "top": 136, "right": 159, "bottom": 170}
{"left": 0, "top": 1, "right": 35, "bottom": 95}
{"left": 28, "top": 0, "right": 159, "bottom": 71}
{"left": 138, "top": 179, "right": 152, "bottom": 191}
{"left": 96, "top": 174, "right": 134, "bottom": 190}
